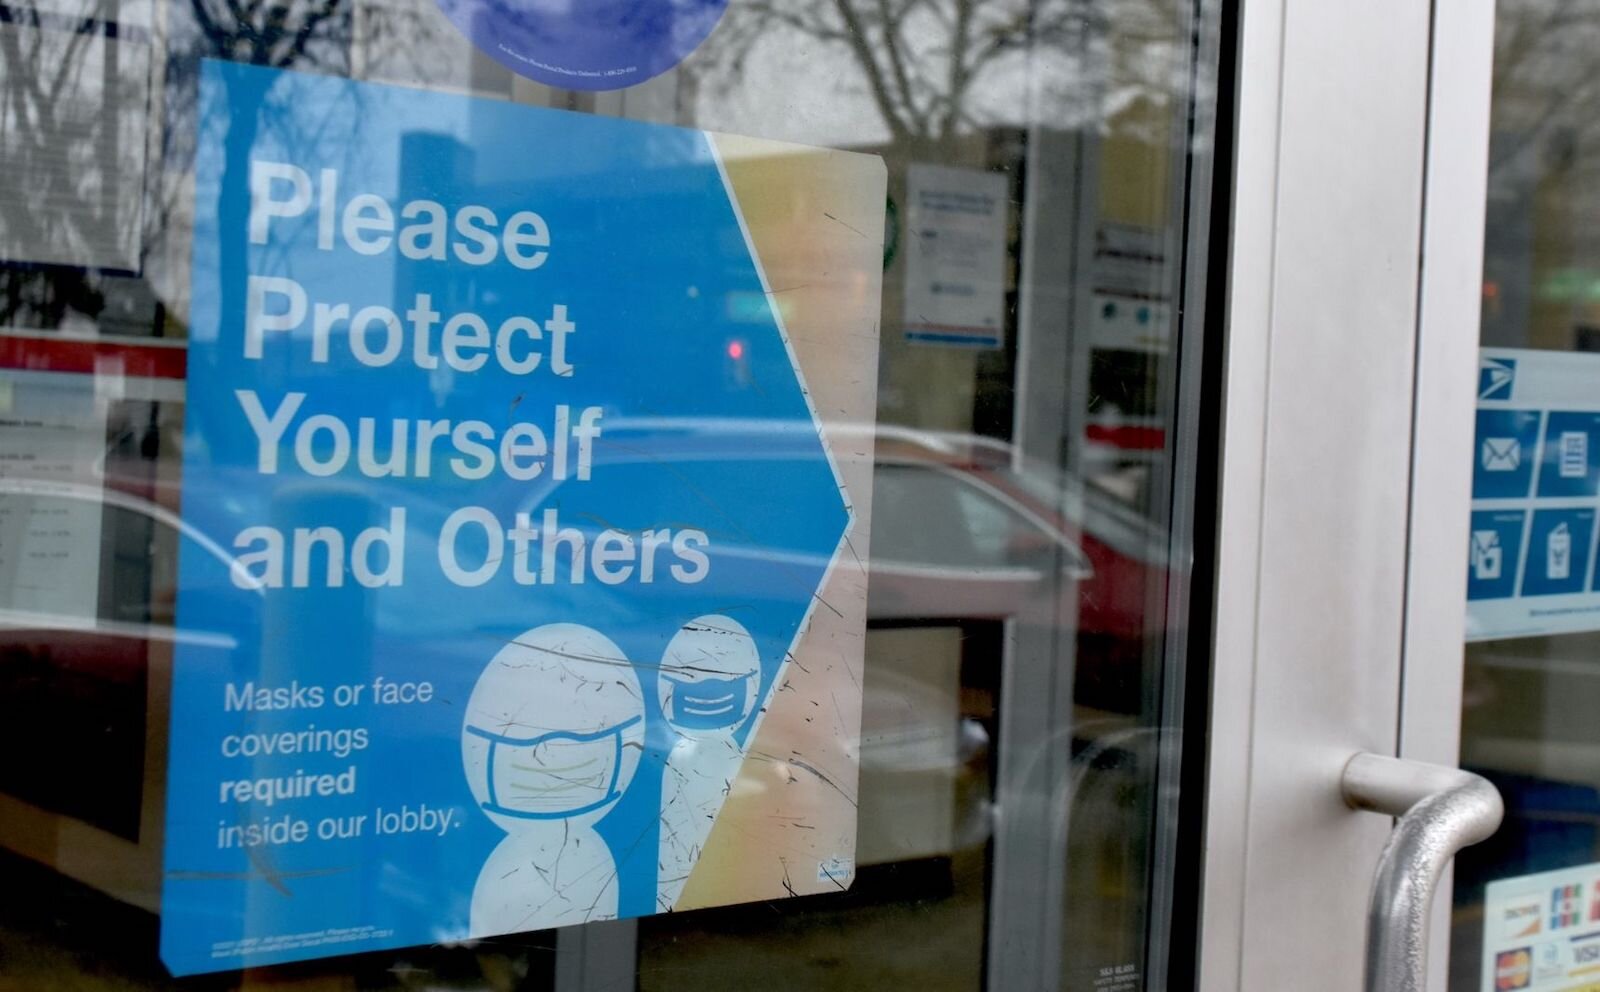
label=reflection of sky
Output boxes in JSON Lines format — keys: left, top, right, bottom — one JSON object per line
{"left": 353, "top": 0, "right": 1186, "bottom": 151}
{"left": 681, "top": 1, "right": 1183, "bottom": 147}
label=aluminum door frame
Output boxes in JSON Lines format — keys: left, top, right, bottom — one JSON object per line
{"left": 1397, "top": 3, "right": 1497, "bottom": 991}
{"left": 1198, "top": 0, "right": 1494, "bottom": 989}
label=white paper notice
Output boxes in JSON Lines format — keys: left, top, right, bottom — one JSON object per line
{"left": 1090, "top": 222, "right": 1172, "bottom": 354}
{"left": 0, "top": 370, "right": 108, "bottom": 617}
{"left": 902, "top": 163, "right": 1007, "bottom": 349}
{"left": 1483, "top": 862, "right": 1600, "bottom": 992}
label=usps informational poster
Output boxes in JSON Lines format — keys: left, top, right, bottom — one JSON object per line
{"left": 161, "top": 61, "right": 882, "bottom": 975}
{"left": 1483, "top": 863, "right": 1600, "bottom": 992}
{"left": 1468, "top": 349, "right": 1600, "bottom": 641}
{"left": 901, "top": 163, "right": 1008, "bottom": 349}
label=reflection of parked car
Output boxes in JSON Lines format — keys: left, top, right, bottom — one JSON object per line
{"left": 867, "top": 426, "right": 1175, "bottom": 712}
{"left": 0, "top": 420, "right": 1176, "bottom": 896}
{"left": 519, "top": 417, "right": 1171, "bottom": 641}
{"left": 851, "top": 428, "right": 1175, "bottom": 865}
{"left": 0, "top": 479, "right": 260, "bottom": 908}
{"left": 869, "top": 426, "right": 1170, "bottom": 626}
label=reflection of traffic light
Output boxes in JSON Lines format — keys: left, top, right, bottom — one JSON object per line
{"left": 725, "top": 337, "right": 750, "bottom": 388}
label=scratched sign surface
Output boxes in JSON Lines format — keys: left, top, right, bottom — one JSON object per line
{"left": 161, "top": 62, "right": 882, "bottom": 975}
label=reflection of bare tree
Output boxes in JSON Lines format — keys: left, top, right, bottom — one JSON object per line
{"left": 185, "top": 0, "right": 348, "bottom": 66}
{"left": 165, "top": 0, "right": 365, "bottom": 361}
{"left": 1486, "top": 0, "right": 1600, "bottom": 181}
{"left": 357, "top": 0, "right": 484, "bottom": 90}
{"left": 703, "top": 0, "right": 1189, "bottom": 148}
{"left": 0, "top": 0, "right": 149, "bottom": 325}
{"left": 1478, "top": 0, "right": 1600, "bottom": 349}
{"left": 0, "top": 0, "right": 350, "bottom": 333}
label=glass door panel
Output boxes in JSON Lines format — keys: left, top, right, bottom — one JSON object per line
{"left": 1452, "top": 4, "right": 1600, "bottom": 990}
{"left": 0, "top": 0, "right": 1225, "bottom": 989}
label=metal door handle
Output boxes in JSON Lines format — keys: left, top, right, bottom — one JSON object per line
{"left": 1341, "top": 753, "right": 1503, "bottom": 992}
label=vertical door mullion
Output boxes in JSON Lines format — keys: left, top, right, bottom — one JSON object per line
{"left": 1203, "top": 1, "right": 1438, "bottom": 988}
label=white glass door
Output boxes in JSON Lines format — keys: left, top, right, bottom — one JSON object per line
{"left": 0, "top": 0, "right": 1228, "bottom": 990}
{"left": 1426, "top": 3, "right": 1600, "bottom": 992}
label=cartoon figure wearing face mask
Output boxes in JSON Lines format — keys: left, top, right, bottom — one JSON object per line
{"left": 655, "top": 614, "right": 760, "bottom": 911}
{"left": 462, "top": 623, "right": 644, "bottom": 936}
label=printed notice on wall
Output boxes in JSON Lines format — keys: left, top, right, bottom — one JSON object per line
{"left": 162, "top": 61, "right": 883, "bottom": 975}
{"left": 1482, "top": 863, "right": 1600, "bottom": 991}
{"left": 0, "top": 370, "right": 108, "bottom": 619}
{"left": 1089, "top": 223, "right": 1171, "bottom": 354}
{"left": 1468, "top": 349, "right": 1600, "bottom": 641}
{"left": 901, "top": 163, "right": 1007, "bottom": 349}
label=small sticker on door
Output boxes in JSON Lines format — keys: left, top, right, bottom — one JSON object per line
{"left": 436, "top": 0, "right": 728, "bottom": 91}
{"left": 1484, "top": 863, "right": 1600, "bottom": 991}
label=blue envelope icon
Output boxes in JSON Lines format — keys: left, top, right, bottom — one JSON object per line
{"left": 1482, "top": 437, "right": 1521, "bottom": 472}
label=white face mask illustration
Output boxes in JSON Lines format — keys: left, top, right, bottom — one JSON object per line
{"left": 662, "top": 672, "right": 754, "bottom": 729}
{"left": 658, "top": 614, "right": 761, "bottom": 735}
{"left": 463, "top": 623, "right": 645, "bottom": 833}
{"left": 465, "top": 716, "right": 643, "bottom": 819}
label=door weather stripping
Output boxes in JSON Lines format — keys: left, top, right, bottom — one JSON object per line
{"left": 1341, "top": 753, "right": 1503, "bottom": 992}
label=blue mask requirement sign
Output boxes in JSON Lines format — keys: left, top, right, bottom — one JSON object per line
{"left": 1468, "top": 349, "right": 1600, "bottom": 640}
{"left": 163, "top": 61, "right": 854, "bottom": 974}
{"left": 437, "top": 0, "right": 727, "bottom": 91}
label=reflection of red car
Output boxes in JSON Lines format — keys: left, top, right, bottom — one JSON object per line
{"left": 0, "top": 423, "right": 1176, "bottom": 892}
{"left": 514, "top": 419, "right": 1175, "bottom": 710}
{"left": 868, "top": 427, "right": 1174, "bottom": 654}
{"left": 857, "top": 428, "right": 1176, "bottom": 864}
{"left": 543, "top": 416, "right": 1173, "bottom": 646}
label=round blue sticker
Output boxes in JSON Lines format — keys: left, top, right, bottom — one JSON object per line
{"left": 439, "top": 0, "right": 728, "bottom": 91}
